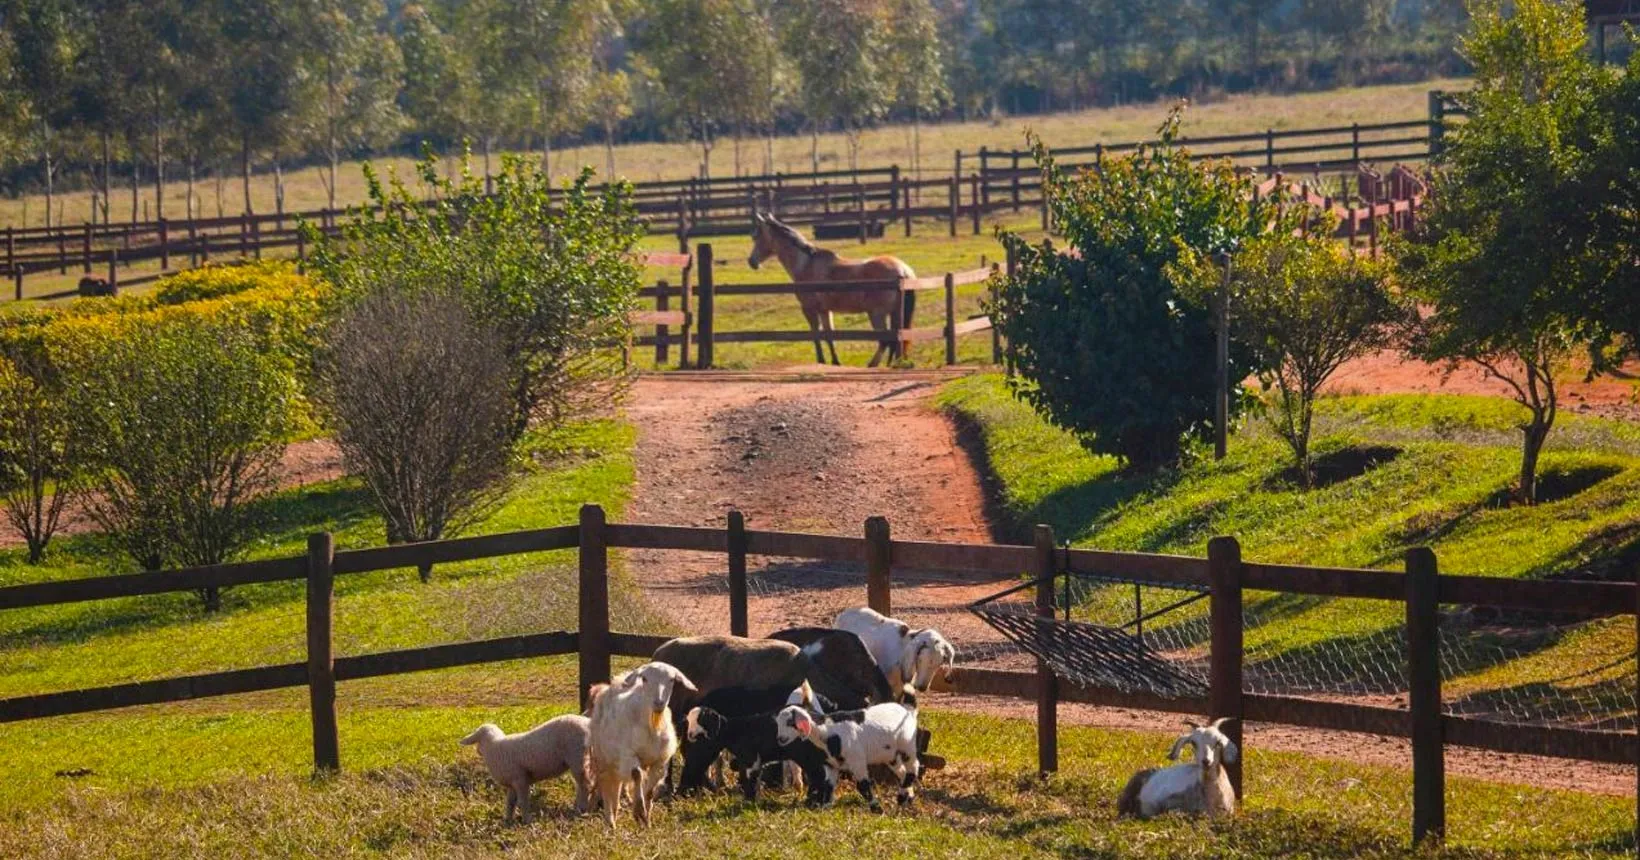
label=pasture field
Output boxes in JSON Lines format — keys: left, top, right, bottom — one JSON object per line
{"left": 0, "top": 78, "right": 1468, "bottom": 231}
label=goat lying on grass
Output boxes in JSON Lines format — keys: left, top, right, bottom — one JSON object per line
{"left": 460, "top": 716, "right": 591, "bottom": 823}
{"left": 1117, "top": 718, "right": 1239, "bottom": 820}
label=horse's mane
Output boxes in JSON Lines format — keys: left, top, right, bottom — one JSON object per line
{"left": 766, "top": 217, "right": 818, "bottom": 255}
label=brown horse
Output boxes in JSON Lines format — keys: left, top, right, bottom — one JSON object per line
{"left": 747, "top": 212, "right": 916, "bottom": 367}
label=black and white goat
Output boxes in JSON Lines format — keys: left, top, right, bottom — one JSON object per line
{"left": 682, "top": 700, "right": 834, "bottom": 806}
{"left": 775, "top": 691, "right": 921, "bottom": 812}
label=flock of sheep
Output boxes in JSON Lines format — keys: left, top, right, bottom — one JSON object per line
{"left": 460, "top": 606, "right": 1239, "bottom": 827}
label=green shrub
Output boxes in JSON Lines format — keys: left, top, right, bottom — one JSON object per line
{"left": 51, "top": 315, "right": 296, "bottom": 609}
{"left": 0, "top": 353, "right": 79, "bottom": 564}
{"left": 992, "top": 110, "right": 1273, "bottom": 468}
{"left": 153, "top": 261, "right": 309, "bottom": 305}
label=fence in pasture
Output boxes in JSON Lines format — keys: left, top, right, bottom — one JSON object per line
{"left": 630, "top": 243, "right": 1000, "bottom": 369}
{"left": 2, "top": 99, "right": 1468, "bottom": 299}
{"left": 0, "top": 504, "right": 1633, "bottom": 848}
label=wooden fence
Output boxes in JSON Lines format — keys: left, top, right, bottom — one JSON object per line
{"left": 3, "top": 101, "right": 1468, "bottom": 297}
{"left": 0, "top": 504, "right": 1632, "bottom": 847}
{"left": 629, "top": 243, "right": 1000, "bottom": 369}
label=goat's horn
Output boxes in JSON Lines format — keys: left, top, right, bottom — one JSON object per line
{"left": 1210, "top": 717, "right": 1236, "bottom": 729}
{"left": 1182, "top": 720, "right": 1200, "bottom": 730}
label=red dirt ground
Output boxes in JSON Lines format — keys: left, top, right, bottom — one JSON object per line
{"left": 1327, "top": 351, "right": 1640, "bottom": 419}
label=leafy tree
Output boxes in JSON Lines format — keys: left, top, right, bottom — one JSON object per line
{"left": 210, "top": 0, "right": 308, "bottom": 214}
{"left": 1215, "top": 227, "right": 1408, "bottom": 483}
{"left": 779, "top": 0, "right": 891, "bottom": 172}
{"left": 635, "top": 0, "right": 770, "bottom": 178}
{"left": 310, "top": 154, "right": 644, "bottom": 442}
{"left": 1394, "top": 0, "right": 1613, "bottom": 504}
{"left": 4, "top": 0, "right": 86, "bottom": 227}
{"left": 297, "top": 0, "right": 404, "bottom": 210}
{"left": 54, "top": 315, "right": 295, "bottom": 609}
{"left": 992, "top": 110, "right": 1272, "bottom": 468}
{"left": 0, "top": 353, "right": 79, "bottom": 563}
{"left": 1299, "top": 0, "right": 1392, "bottom": 83}
{"left": 483, "top": 0, "right": 601, "bottom": 176}
{"left": 882, "top": 0, "right": 946, "bottom": 182}
{"left": 1581, "top": 50, "right": 1640, "bottom": 361}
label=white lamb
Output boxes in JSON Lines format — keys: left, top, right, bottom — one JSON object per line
{"left": 775, "top": 689, "right": 921, "bottom": 812}
{"left": 459, "top": 715, "right": 591, "bottom": 823}
{"left": 836, "top": 607, "right": 956, "bottom": 693}
{"left": 587, "top": 661, "right": 698, "bottom": 827}
{"left": 1116, "top": 718, "right": 1239, "bottom": 820}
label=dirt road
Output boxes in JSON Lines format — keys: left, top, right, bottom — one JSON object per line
{"left": 620, "top": 368, "right": 1632, "bottom": 796}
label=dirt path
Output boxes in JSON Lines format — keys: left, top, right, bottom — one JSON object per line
{"left": 621, "top": 368, "right": 1632, "bottom": 797}
{"left": 0, "top": 439, "right": 344, "bottom": 549}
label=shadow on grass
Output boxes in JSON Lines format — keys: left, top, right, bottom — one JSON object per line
{"left": 1537, "top": 520, "right": 1640, "bottom": 585}
{"left": 1265, "top": 445, "right": 1403, "bottom": 491}
{"left": 1447, "top": 672, "right": 1637, "bottom": 730}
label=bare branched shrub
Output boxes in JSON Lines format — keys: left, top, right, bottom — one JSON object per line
{"left": 318, "top": 290, "right": 514, "bottom": 579}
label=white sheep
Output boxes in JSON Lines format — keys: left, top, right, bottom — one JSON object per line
{"left": 587, "top": 661, "right": 698, "bottom": 827}
{"left": 775, "top": 690, "right": 921, "bottom": 812}
{"left": 459, "top": 715, "right": 591, "bottom": 823}
{"left": 836, "top": 607, "right": 956, "bottom": 693}
{"left": 1116, "top": 718, "right": 1239, "bottom": 820}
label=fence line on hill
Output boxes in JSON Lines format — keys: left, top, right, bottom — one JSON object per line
{"left": 0, "top": 503, "right": 1633, "bottom": 849}
{"left": 3, "top": 99, "right": 1468, "bottom": 298}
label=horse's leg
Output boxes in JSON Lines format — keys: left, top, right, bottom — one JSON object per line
{"left": 823, "top": 312, "right": 842, "bottom": 365}
{"left": 801, "top": 303, "right": 826, "bottom": 364}
{"left": 865, "top": 311, "right": 888, "bottom": 368}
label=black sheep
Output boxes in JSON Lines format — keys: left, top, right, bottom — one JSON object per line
{"left": 681, "top": 705, "right": 835, "bottom": 806}
{"left": 767, "top": 626, "right": 894, "bottom": 707}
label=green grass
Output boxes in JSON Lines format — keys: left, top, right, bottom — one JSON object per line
{"left": 0, "top": 418, "right": 651, "bottom": 698}
{"left": 0, "top": 700, "right": 1629, "bottom": 858}
{"left": 936, "top": 376, "right": 1640, "bottom": 725}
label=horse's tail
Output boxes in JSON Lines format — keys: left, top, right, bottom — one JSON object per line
{"left": 899, "top": 283, "right": 917, "bottom": 359}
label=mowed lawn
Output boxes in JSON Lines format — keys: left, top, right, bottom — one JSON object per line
{"left": 0, "top": 78, "right": 1468, "bottom": 232}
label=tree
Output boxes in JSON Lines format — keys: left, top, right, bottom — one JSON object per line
{"left": 483, "top": 0, "right": 601, "bottom": 176}
{"left": 779, "top": 0, "right": 892, "bottom": 172}
{"left": 635, "top": 0, "right": 769, "bottom": 178}
{"left": 1299, "top": 0, "right": 1392, "bottom": 84}
{"left": 1581, "top": 50, "right": 1640, "bottom": 361}
{"left": 310, "top": 154, "right": 644, "bottom": 443}
{"left": 0, "top": 353, "right": 78, "bottom": 564}
{"left": 882, "top": 0, "right": 946, "bottom": 184}
{"left": 211, "top": 0, "right": 307, "bottom": 214}
{"left": 992, "top": 110, "right": 1272, "bottom": 468}
{"left": 1395, "top": 0, "right": 1612, "bottom": 504}
{"left": 318, "top": 290, "right": 513, "bottom": 577}
{"left": 297, "top": 0, "right": 404, "bottom": 210}
{"left": 54, "top": 315, "right": 294, "bottom": 610}
{"left": 4, "top": 0, "right": 85, "bottom": 227}
{"left": 1218, "top": 227, "right": 1408, "bottom": 483}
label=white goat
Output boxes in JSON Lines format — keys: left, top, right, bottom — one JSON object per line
{"left": 459, "top": 715, "right": 591, "bottom": 823}
{"left": 1117, "top": 718, "right": 1239, "bottom": 820}
{"left": 775, "top": 690, "right": 921, "bottom": 812}
{"left": 587, "top": 661, "right": 698, "bottom": 827}
{"left": 836, "top": 607, "right": 956, "bottom": 693}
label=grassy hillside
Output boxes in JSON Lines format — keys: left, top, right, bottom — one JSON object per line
{"left": 937, "top": 377, "right": 1640, "bottom": 726}
{"left": 1, "top": 79, "right": 1467, "bottom": 231}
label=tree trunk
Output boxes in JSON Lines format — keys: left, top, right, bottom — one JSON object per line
{"left": 241, "top": 133, "right": 254, "bottom": 215}
{"left": 603, "top": 122, "right": 615, "bottom": 179}
{"left": 153, "top": 117, "right": 165, "bottom": 222}
{"left": 912, "top": 111, "right": 922, "bottom": 202}
{"left": 483, "top": 135, "right": 494, "bottom": 194}
{"left": 1519, "top": 418, "right": 1548, "bottom": 504}
{"left": 186, "top": 158, "right": 196, "bottom": 220}
{"left": 42, "top": 144, "right": 53, "bottom": 229}
{"left": 130, "top": 158, "right": 139, "bottom": 223}
{"left": 273, "top": 154, "right": 284, "bottom": 218}
{"left": 216, "top": 161, "right": 225, "bottom": 218}
{"left": 101, "top": 132, "right": 113, "bottom": 224}
{"left": 733, "top": 128, "right": 742, "bottom": 178}
{"left": 811, "top": 121, "right": 820, "bottom": 174}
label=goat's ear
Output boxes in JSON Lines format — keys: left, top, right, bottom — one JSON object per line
{"left": 1222, "top": 740, "right": 1240, "bottom": 763}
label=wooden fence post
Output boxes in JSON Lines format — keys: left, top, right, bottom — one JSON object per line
{"left": 655, "top": 279, "right": 671, "bottom": 365}
{"left": 728, "top": 510, "right": 749, "bottom": 637}
{"left": 944, "top": 272, "right": 957, "bottom": 366}
{"left": 5, "top": 227, "right": 13, "bottom": 275}
{"left": 1428, "top": 91, "right": 1446, "bottom": 160}
{"left": 57, "top": 230, "right": 66, "bottom": 275}
{"left": 948, "top": 175, "right": 959, "bottom": 238}
{"left": 889, "top": 165, "right": 901, "bottom": 232}
{"left": 12, "top": 268, "right": 21, "bottom": 302}
{"left": 866, "top": 516, "right": 892, "bottom": 616}
{"left": 296, "top": 228, "right": 305, "bottom": 273}
{"left": 1265, "top": 128, "right": 1275, "bottom": 170}
{"left": 970, "top": 174, "right": 981, "bottom": 235}
{"left": 1208, "top": 535, "right": 1244, "bottom": 799}
{"left": 158, "top": 218, "right": 169, "bottom": 270}
{"left": 306, "top": 533, "right": 339, "bottom": 773}
{"left": 978, "top": 146, "right": 989, "bottom": 211}
{"left": 1407, "top": 546, "right": 1445, "bottom": 847}
{"left": 1011, "top": 152, "right": 1021, "bottom": 211}
{"left": 107, "top": 249, "right": 118, "bottom": 295}
{"left": 1034, "top": 523, "right": 1058, "bottom": 776}
{"left": 997, "top": 249, "right": 1013, "bottom": 368}
{"left": 251, "top": 217, "right": 261, "bottom": 259}
{"left": 680, "top": 259, "right": 694, "bottom": 370}
{"left": 578, "top": 504, "right": 611, "bottom": 709}
{"left": 83, "top": 222, "right": 93, "bottom": 273}
{"left": 696, "top": 243, "right": 715, "bottom": 369}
